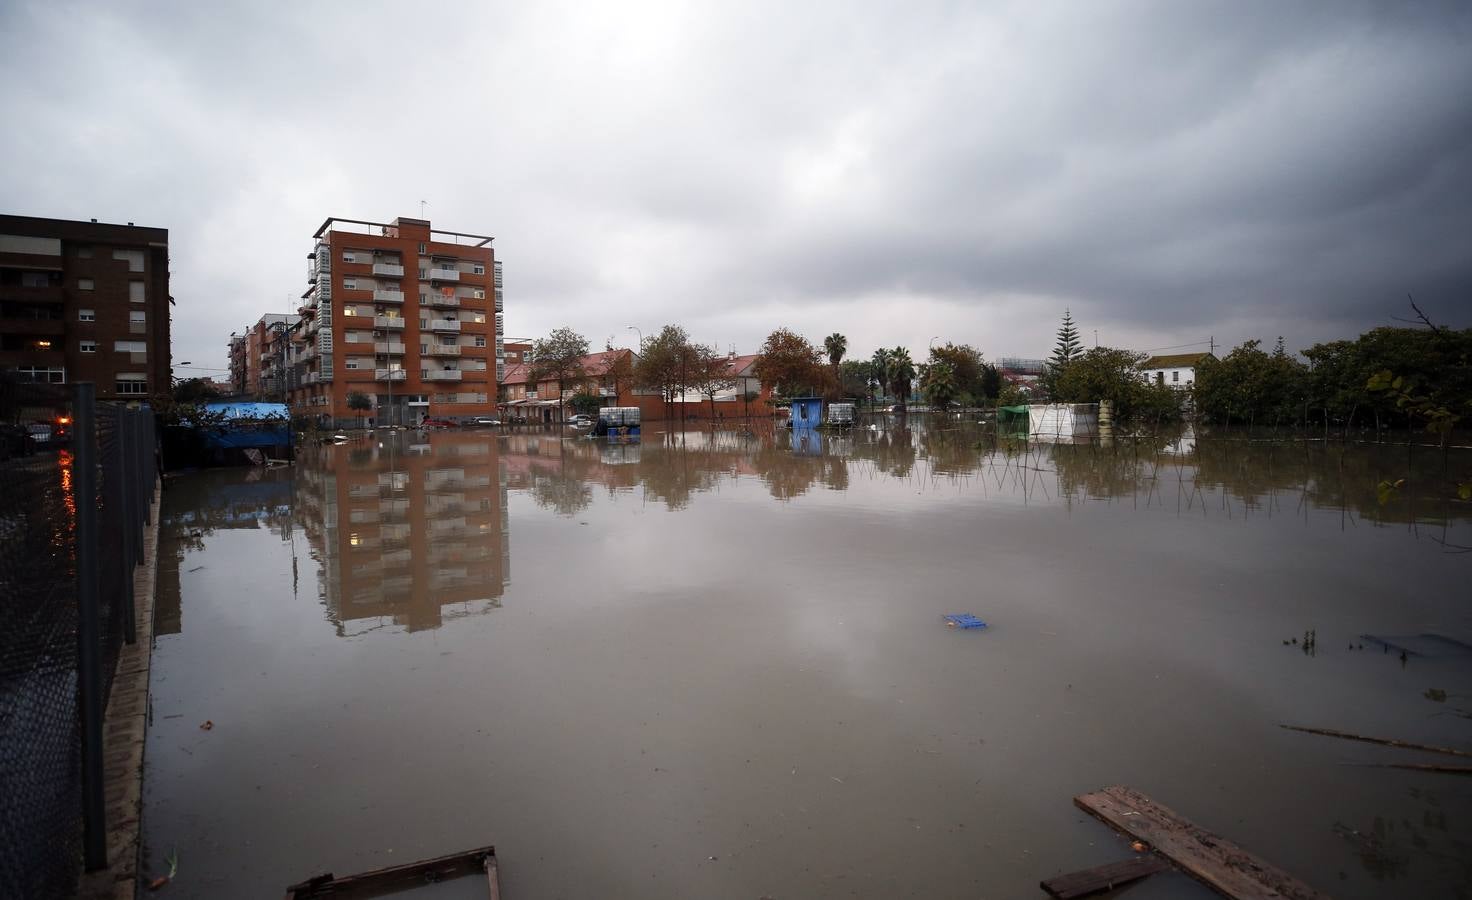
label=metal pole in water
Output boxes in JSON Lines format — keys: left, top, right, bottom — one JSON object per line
{"left": 74, "top": 383, "right": 107, "bottom": 870}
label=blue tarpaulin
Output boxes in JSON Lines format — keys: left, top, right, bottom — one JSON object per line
{"left": 201, "top": 402, "right": 289, "bottom": 421}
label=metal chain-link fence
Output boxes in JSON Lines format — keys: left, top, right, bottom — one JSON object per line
{"left": 0, "top": 377, "right": 157, "bottom": 898}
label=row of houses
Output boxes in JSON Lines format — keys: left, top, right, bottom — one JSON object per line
{"left": 497, "top": 349, "right": 776, "bottom": 423}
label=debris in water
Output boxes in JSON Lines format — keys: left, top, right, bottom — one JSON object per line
{"left": 1131, "top": 841, "right": 1148, "bottom": 852}
{"left": 1426, "top": 688, "right": 1448, "bottom": 703}
{"left": 944, "top": 614, "right": 987, "bottom": 630}
{"left": 199, "top": 720, "right": 213, "bottom": 731}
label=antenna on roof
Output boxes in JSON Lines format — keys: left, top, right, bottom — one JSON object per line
{"left": 420, "top": 199, "right": 428, "bottom": 218}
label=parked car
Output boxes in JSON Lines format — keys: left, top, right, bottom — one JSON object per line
{"left": 419, "top": 417, "right": 456, "bottom": 429}
{"left": 567, "top": 415, "right": 593, "bottom": 427}
{"left": 470, "top": 417, "right": 501, "bottom": 427}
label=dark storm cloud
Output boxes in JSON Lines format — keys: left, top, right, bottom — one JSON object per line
{"left": 2, "top": 0, "right": 1469, "bottom": 369}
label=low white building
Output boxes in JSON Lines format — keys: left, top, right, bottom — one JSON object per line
{"left": 1140, "top": 352, "right": 1214, "bottom": 388}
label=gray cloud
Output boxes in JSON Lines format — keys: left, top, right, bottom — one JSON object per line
{"left": 2, "top": 0, "right": 1469, "bottom": 374}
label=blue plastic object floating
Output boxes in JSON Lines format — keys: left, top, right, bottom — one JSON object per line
{"left": 944, "top": 614, "right": 988, "bottom": 630}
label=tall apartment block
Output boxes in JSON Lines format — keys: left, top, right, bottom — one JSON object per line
{"left": 288, "top": 216, "right": 503, "bottom": 427}
{"left": 0, "top": 214, "right": 170, "bottom": 399}
{"left": 229, "top": 313, "right": 296, "bottom": 400}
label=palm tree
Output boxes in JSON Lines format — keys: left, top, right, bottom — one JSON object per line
{"left": 887, "top": 347, "right": 916, "bottom": 415}
{"left": 824, "top": 333, "right": 847, "bottom": 368}
{"left": 871, "top": 348, "right": 893, "bottom": 405}
{"left": 823, "top": 333, "right": 847, "bottom": 400}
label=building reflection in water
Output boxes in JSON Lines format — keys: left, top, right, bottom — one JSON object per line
{"left": 294, "top": 432, "right": 510, "bottom": 636}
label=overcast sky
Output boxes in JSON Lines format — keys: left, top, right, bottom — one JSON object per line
{"left": 2, "top": 0, "right": 1469, "bottom": 376}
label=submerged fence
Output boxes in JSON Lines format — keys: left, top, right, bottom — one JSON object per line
{"left": 0, "top": 379, "right": 158, "bottom": 899}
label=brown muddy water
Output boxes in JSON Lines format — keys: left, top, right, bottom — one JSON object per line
{"left": 142, "top": 420, "right": 1472, "bottom": 899}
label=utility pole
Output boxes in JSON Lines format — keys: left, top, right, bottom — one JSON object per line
{"left": 1209, "top": 335, "right": 1216, "bottom": 355}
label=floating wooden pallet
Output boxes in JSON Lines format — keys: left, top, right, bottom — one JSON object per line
{"left": 1073, "top": 786, "right": 1328, "bottom": 900}
{"left": 284, "top": 844, "right": 500, "bottom": 899}
{"left": 1041, "top": 853, "right": 1172, "bottom": 898}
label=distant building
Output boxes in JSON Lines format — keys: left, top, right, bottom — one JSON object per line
{"left": 0, "top": 214, "right": 171, "bottom": 400}
{"left": 229, "top": 313, "right": 298, "bottom": 400}
{"left": 1140, "top": 352, "right": 1214, "bottom": 388}
{"left": 501, "top": 339, "right": 532, "bottom": 366}
{"left": 289, "top": 215, "right": 504, "bottom": 427}
{"left": 999, "top": 357, "right": 1046, "bottom": 376}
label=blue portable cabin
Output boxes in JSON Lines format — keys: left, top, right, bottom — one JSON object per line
{"left": 789, "top": 396, "right": 823, "bottom": 429}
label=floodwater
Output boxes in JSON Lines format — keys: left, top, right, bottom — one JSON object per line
{"left": 142, "top": 420, "right": 1472, "bottom": 899}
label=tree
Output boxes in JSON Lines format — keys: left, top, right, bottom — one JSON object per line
{"left": 346, "top": 390, "right": 371, "bottom": 427}
{"left": 1052, "top": 309, "right": 1082, "bottom": 368}
{"left": 530, "top": 326, "right": 590, "bottom": 422}
{"left": 173, "top": 377, "right": 220, "bottom": 404}
{"left": 920, "top": 360, "right": 959, "bottom": 411}
{"left": 871, "top": 348, "right": 894, "bottom": 400}
{"left": 823, "top": 333, "right": 848, "bottom": 398}
{"left": 885, "top": 346, "right": 916, "bottom": 414}
{"left": 689, "top": 344, "right": 737, "bottom": 417}
{"left": 927, "top": 343, "right": 989, "bottom": 405}
{"left": 754, "top": 328, "right": 826, "bottom": 399}
{"left": 839, "top": 359, "right": 875, "bottom": 400}
{"left": 633, "top": 325, "right": 696, "bottom": 420}
{"left": 1193, "top": 339, "right": 1309, "bottom": 427}
{"left": 1051, "top": 346, "right": 1180, "bottom": 425}
{"left": 569, "top": 391, "right": 602, "bottom": 416}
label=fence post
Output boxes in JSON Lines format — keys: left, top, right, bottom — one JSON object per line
{"left": 74, "top": 383, "right": 108, "bottom": 871}
{"left": 119, "top": 410, "right": 138, "bottom": 645}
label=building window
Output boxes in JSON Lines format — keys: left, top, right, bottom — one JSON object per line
{"left": 112, "top": 249, "right": 144, "bottom": 272}
{"left": 77, "top": 245, "right": 93, "bottom": 259}
{"left": 474, "top": 336, "right": 486, "bottom": 347}
{"left": 116, "top": 375, "right": 148, "bottom": 394}
{"left": 129, "top": 281, "right": 145, "bottom": 302}
{"left": 1172, "top": 371, "right": 1179, "bottom": 382}
{"left": 79, "top": 278, "right": 95, "bottom": 290}
{"left": 79, "top": 308, "right": 95, "bottom": 322}
{"left": 418, "top": 243, "right": 426, "bottom": 254}
{"left": 342, "top": 251, "right": 355, "bottom": 262}
{"left": 130, "top": 310, "right": 146, "bottom": 324}
{"left": 343, "top": 279, "right": 357, "bottom": 290}
{"left": 114, "top": 340, "right": 146, "bottom": 353}
{"left": 472, "top": 289, "right": 485, "bottom": 299}
{"left": 472, "top": 264, "right": 485, "bottom": 275}
{"left": 16, "top": 366, "right": 66, "bottom": 384}
{"left": 21, "top": 272, "right": 53, "bottom": 287}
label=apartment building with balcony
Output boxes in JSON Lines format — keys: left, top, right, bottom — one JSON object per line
{"left": 229, "top": 312, "right": 297, "bottom": 400}
{"left": 0, "top": 214, "right": 171, "bottom": 399}
{"left": 288, "top": 216, "right": 504, "bottom": 426}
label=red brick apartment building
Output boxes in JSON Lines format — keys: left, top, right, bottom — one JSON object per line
{"left": 288, "top": 216, "right": 504, "bottom": 427}
{"left": 228, "top": 313, "right": 296, "bottom": 399}
{"left": 294, "top": 433, "right": 509, "bottom": 632}
{"left": 0, "top": 214, "right": 171, "bottom": 400}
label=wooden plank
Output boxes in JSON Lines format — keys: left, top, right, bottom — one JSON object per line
{"left": 1280, "top": 724, "right": 1472, "bottom": 759}
{"left": 1041, "top": 854, "right": 1172, "bottom": 898}
{"left": 284, "top": 844, "right": 498, "bottom": 898}
{"left": 1074, "top": 787, "right": 1329, "bottom": 900}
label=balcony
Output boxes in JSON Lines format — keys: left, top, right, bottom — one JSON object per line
{"left": 428, "top": 268, "right": 460, "bottom": 282}
{"left": 423, "top": 369, "right": 463, "bottom": 381}
{"left": 305, "top": 372, "right": 321, "bottom": 384}
{"left": 423, "top": 344, "right": 461, "bottom": 357}
{"left": 375, "top": 368, "right": 406, "bottom": 382}
{"left": 424, "top": 294, "right": 460, "bottom": 308}
{"left": 374, "top": 342, "right": 406, "bottom": 355}
{"left": 374, "top": 316, "right": 405, "bottom": 330}
{"left": 372, "top": 263, "right": 404, "bottom": 277}
{"left": 374, "top": 289, "right": 404, "bottom": 304}
{"left": 427, "top": 319, "right": 460, "bottom": 332}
